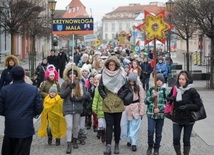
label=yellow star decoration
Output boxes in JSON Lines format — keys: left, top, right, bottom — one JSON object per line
{"left": 136, "top": 10, "right": 173, "bottom": 44}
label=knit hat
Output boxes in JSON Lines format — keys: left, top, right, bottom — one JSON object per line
{"left": 11, "top": 66, "right": 24, "bottom": 81}
{"left": 42, "top": 57, "right": 47, "bottom": 61}
{"left": 156, "top": 73, "right": 165, "bottom": 83}
{"left": 68, "top": 69, "right": 78, "bottom": 76}
{"left": 128, "top": 72, "right": 138, "bottom": 82}
{"left": 124, "top": 64, "right": 130, "bottom": 69}
{"left": 49, "top": 84, "right": 58, "bottom": 93}
{"left": 81, "top": 64, "right": 90, "bottom": 72}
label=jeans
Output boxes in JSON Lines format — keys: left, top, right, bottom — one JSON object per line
{"left": 65, "top": 113, "right": 80, "bottom": 141}
{"left": 147, "top": 117, "right": 164, "bottom": 148}
{"left": 104, "top": 112, "right": 122, "bottom": 145}
{"left": 142, "top": 78, "right": 150, "bottom": 91}
{"left": 173, "top": 123, "right": 194, "bottom": 146}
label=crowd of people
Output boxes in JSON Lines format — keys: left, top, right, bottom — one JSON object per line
{"left": 0, "top": 46, "right": 203, "bottom": 155}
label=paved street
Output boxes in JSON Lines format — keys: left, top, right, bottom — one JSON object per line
{"left": 0, "top": 51, "right": 214, "bottom": 154}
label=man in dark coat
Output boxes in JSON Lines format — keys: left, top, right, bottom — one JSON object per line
{"left": 58, "top": 49, "right": 68, "bottom": 78}
{"left": 47, "top": 49, "right": 60, "bottom": 71}
{"left": 0, "top": 66, "right": 43, "bottom": 155}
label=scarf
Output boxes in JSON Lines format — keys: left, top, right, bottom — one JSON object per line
{"left": 102, "top": 66, "right": 126, "bottom": 94}
{"left": 176, "top": 84, "right": 194, "bottom": 101}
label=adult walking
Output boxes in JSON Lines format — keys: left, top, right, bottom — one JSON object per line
{"left": 0, "top": 55, "right": 19, "bottom": 90}
{"left": 58, "top": 49, "right": 68, "bottom": 78}
{"left": 167, "top": 71, "right": 202, "bottom": 155}
{"left": 47, "top": 49, "right": 60, "bottom": 71}
{"left": 0, "top": 66, "right": 43, "bottom": 155}
{"left": 98, "top": 56, "right": 126, "bottom": 155}
{"left": 34, "top": 57, "right": 48, "bottom": 87}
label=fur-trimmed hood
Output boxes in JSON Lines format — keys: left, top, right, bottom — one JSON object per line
{"left": 104, "top": 56, "right": 121, "bottom": 69}
{"left": 63, "top": 64, "right": 82, "bottom": 80}
{"left": 4, "top": 55, "right": 19, "bottom": 67}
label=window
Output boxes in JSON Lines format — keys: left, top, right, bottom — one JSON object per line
{"left": 112, "top": 34, "right": 115, "bottom": 40}
{"left": 105, "top": 23, "right": 108, "bottom": 31}
{"left": 126, "top": 23, "right": 130, "bottom": 30}
{"left": 119, "top": 23, "right": 123, "bottom": 31}
{"left": 111, "top": 23, "right": 115, "bottom": 32}
{"left": 105, "top": 34, "right": 108, "bottom": 40}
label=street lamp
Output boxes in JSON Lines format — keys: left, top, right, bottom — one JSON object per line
{"left": 166, "top": 0, "right": 174, "bottom": 58}
{"left": 48, "top": 0, "right": 57, "bottom": 49}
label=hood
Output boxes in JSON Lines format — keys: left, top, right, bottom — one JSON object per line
{"left": 63, "top": 64, "right": 82, "bottom": 80}
{"left": 104, "top": 56, "right": 121, "bottom": 69}
{"left": 4, "top": 55, "right": 19, "bottom": 67}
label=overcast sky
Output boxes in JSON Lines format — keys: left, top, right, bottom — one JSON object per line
{"left": 55, "top": 0, "right": 167, "bottom": 21}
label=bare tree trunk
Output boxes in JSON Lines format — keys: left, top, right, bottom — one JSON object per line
{"left": 11, "top": 33, "right": 14, "bottom": 55}
{"left": 186, "top": 37, "right": 190, "bottom": 72}
{"left": 31, "top": 36, "right": 36, "bottom": 76}
{"left": 210, "top": 38, "right": 214, "bottom": 89}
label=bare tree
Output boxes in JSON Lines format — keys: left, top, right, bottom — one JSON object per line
{"left": 0, "top": 0, "right": 44, "bottom": 55}
{"left": 169, "top": 0, "right": 198, "bottom": 72}
{"left": 184, "top": 0, "right": 214, "bottom": 88}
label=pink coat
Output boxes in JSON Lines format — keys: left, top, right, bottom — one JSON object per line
{"left": 125, "top": 84, "right": 146, "bottom": 120}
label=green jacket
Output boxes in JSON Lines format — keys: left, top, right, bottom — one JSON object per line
{"left": 145, "top": 86, "right": 169, "bottom": 119}
{"left": 102, "top": 88, "right": 124, "bottom": 113}
{"left": 92, "top": 88, "right": 104, "bottom": 118}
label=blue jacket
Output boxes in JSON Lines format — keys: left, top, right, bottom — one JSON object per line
{"left": 156, "top": 63, "right": 168, "bottom": 77}
{"left": 0, "top": 80, "right": 43, "bottom": 138}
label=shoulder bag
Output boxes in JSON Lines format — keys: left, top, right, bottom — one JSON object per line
{"left": 190, "top": 98, "right": 207, "bottom": 121}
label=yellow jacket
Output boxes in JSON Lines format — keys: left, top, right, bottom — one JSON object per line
{"left": 38, "top": 94, "right": 66, "bottom": 138}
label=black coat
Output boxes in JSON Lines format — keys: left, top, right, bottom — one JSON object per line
{"left": 47, "top": 55, "right": 60, "bottom": 69}
{"left": 171, "top": 88, "right": 202, "bottom": 125}
{"left": 0, "top": 66, "right": 13, "bottom": 89}
{"left": 58, "top": 52, "right": 68, "bottom": 68}
{"left": 140, "top": 62, "right": 153, "bottom": 79}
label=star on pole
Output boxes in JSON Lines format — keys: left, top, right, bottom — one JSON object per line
{"left": 136, "top": 10, "right": 173, "bottom": 45}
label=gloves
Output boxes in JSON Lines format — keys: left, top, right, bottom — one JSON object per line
{"left": 70, "top": 82, "right": 76, "bottom": 89}
{"left": 179, "top": 105, "right": 189, "bottom": 111}
{"left": 166, "top": 96, "right": 175, "bottom": 102}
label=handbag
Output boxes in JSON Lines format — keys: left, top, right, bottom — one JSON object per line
{"left": 164, "top": 86, "right": 177, "bottom": 119}
{"left": 123, "top": 91, "right": 133, "bottom": 106}
{"left": 190, "top": 99, "right": 207, "bottom": 121}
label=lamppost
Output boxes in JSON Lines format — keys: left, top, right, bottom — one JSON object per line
{"left": 48, "top": 0, "right": 57, "bottom": 49}
{"left": 166, "top": 0, "right": 174, "bottom": 58}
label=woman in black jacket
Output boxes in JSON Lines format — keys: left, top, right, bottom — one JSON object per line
{"left": 167, "top": 71, "right": 202, "bottom": 155}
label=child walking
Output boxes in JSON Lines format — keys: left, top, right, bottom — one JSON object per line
{"left": 38, "top": 84, "right": 66, "bottom": 146}
{"left": 145, "top": 73, "right": 169, "bottom": 155}
{"left": 92, "top": 74, "right": 106, "bottom": 143}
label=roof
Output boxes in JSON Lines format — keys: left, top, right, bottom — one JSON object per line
{"left": 54, "top": 10, "right": 66, "bottom": 18}
{"left": 62, "top": 0, "right": 89, "bottom": 18}
{"left": 103, "top": 4, "right": 165, "bottom": 20}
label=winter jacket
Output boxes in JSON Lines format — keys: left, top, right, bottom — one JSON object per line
{"left": 35, "top": 62, "right": 48, "bottom": 86}
{"left": 39, "top": 79, "right": 60, "bottom": 99}
{"left": 140, "top": 62, "right": 153, "bottom": 79}
{"left": 0, "top": 55, "right": 19, "bottom": 89}
{"left": 47, "top": 55, "right": 59, "bottom": 70}
{"left": 156, "top": 63, "right": 168, "bottom": 77}
{"left": 58, "top": 52, "right": 68, "bottom": 68}
{"left": 92, "top": 87, "right": 104, "bottom": 118}
{"left": 60, "top": 65, "right": 87, "bottom": 115}
{"left": 123, "top": 84, "right": 146, "bottom": 121}
{"left": 145, "top": 86, "right": 169, "bottom": 119}
{"left": 0, "top": 80, "right": 43, "bottom": 138}
{"left": 170, "top": 87, "right": 202, "bottom": 125}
